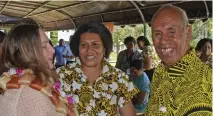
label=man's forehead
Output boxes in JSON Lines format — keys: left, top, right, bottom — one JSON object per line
{"left": 152, "top": 8, "right": 182, "bottom": 23}
{"left": 152, "top": 15, "right": 182, "bottom": 29}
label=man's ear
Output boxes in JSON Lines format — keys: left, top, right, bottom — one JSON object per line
{"left": 186, "top": 24, "right": 192, "bottom": 43}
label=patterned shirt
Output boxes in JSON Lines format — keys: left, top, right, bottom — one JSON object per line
{"left": 146, "top": 50, "right": 212, "bottom": 115}
{"left": 57, "top": 58, "right": 138, "bottom": 116}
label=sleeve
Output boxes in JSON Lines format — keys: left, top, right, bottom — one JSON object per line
{"left": 67, "top": 46, "right": 73, "bottom": 56}
{"left": 146, "top": 46, "right": 153, "bottom": 58}
{"left": 138, "top": 72, "right": 150, "bottom": 92}
{"left": 201, "top": 65, "right": 212, "bottom": 106}
{"left": 17, "top": 86, "right": 64, "bottom": 116}
{"left": 62, "top": 46, "right": 68, "bottom": 56}
{"left": 116, "top": 72, "right": 139, "bottom": 108}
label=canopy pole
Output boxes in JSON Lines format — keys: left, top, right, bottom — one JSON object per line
{"left": 203, "top": 0, "right": 209, "bottom": 18}
{"left": 56, "top": 10, "right": 77, "bottom": 30}
{"left": 130, "top": 1, "right": 146, "bottom": 23}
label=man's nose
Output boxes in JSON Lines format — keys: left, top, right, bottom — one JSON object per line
{"left": 159, "top": 34, "right": 170, "bottom": 46}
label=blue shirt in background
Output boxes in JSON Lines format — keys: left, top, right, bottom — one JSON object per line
{"left": 131, "top": 72, "right": 150, "bottom": 112}
{"left": 55, "top": 45, "right": 66, "bottom": 65}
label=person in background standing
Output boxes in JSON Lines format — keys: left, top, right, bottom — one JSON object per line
{"left": 55, "top": 39, "right": 66, "bottom": 68}
{"left": 115, "top": 36, "right": 142, "bottom": 75}
{"left": 62, "top": 35, "right": 75, "bottom": 65}
{"left": 137, "top": 36, "right": 160, "bottom": 70}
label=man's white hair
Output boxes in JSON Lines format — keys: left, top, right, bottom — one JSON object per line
{"left": 151, "top": 4, "right": 189, "bottom": 27}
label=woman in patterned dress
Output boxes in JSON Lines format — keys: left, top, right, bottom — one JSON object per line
{"left": 136, "top": 36, "right": 160, "bottom": 70}
{"left": 57, "top": 22, "right": 138, "bottom": 116}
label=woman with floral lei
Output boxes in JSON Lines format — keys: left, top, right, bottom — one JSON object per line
{"left": 57, "top": 22, "right": 138, "bottom": 116}
{"left": 0, "top": 19, "right": 77, "bottom": 116}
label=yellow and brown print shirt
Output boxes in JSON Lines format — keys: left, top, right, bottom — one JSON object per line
{"left": 57, "top": 58, "right": 138, "bottom": 116}
{"left": 146, "top": 50, "right": 212, "bottom": 116}
{"left": 205, "top": 54, "right": 212, "bottom": 69}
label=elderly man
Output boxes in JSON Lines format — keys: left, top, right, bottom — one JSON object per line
{"left": 146, "top": 5, "right": 212, "bottom": 115}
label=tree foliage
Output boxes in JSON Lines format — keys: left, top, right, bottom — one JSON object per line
{"left": 112, "top": 24, "right": 145, "bottom": 45}
{"left": 50, "top": 31, "right": 58, "bottom": 46}
{"left": 191, "top": 18, "right": 212, "bottom": 48}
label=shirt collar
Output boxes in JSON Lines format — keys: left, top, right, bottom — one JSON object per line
{"left": 158, "top": 49, "right": 197, "bottom": 78}
{"left": 68, "top": 57, "right": 112, "bottom": 79}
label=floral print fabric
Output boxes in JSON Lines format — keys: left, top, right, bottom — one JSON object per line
{"left": 57, "top": 58, "right": 138, "bottom": 116}
{"left": 141, "top": 46, "right": 160, "bottom": 68}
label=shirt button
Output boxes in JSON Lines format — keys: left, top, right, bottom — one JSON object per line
{"left": 159, "top": 106, "right": 167, "bottom": 113}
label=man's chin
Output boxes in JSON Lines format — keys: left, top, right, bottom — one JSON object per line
{"left": 162, "top": 59, "right": 178, "bottom": 67}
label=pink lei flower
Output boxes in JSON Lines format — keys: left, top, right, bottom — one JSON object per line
{"left": 16, "top": 68, "right": 23, "bottom": 76}
{"left": 67, "top": 95, "right": 74, "bottom": 104}
{"left": 54, "top": 82, "right": 61, "bottom": 90}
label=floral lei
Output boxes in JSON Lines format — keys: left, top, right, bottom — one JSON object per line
{"left": 0, "top": 68, "right": 79, "bottom": 116}
{"left": 56, "top": 57, "right": 136, "bottom": 115}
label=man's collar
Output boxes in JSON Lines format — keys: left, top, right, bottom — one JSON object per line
{"left": 158, "top": 49, "right": 197, "bottom": 78}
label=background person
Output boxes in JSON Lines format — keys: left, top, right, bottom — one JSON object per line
{"left": 130, "top": 60, "right": 150, "bottom": 114}
{"left": 199, "top": 38, "right": 212, "bottom": 68}
{"left": 62, "top": 35, "right": 75, "bottom": 65}
{"left": 115, "top": 36, "right": 142, "bottom": 75}
{"left": 55, "top": 39, "right": 66, "bottom": 68}
{"left": 136, "top": 36, "right": 160, "bottom": 70}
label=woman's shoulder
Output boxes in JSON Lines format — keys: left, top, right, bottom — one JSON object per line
{"left": 17, "top": 86, "right": 64, "bottom": 116}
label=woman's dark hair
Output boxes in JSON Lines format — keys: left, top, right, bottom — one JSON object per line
{"left": 124, "top": 36, "right": 136, "bottom": 45}
{"left": 195, "top": 38, "right": 212, "bottom": 51}
{"left": 130, "top": 60, "right": 143, "bottom": 70}
{"left": 0, "top": 31, "right": 6, "bottom": 43}
{"left": 137, "top": 36, "right": 150, "bottom": 46}
{"left": 70, "top": 22, "right": 113, "bottom": 58}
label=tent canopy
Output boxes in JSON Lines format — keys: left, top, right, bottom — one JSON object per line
{"left": 0, "top": 1, "right": 211, "bottom": 31}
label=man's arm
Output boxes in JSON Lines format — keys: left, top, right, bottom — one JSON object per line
{"left": 62, "top": 45, "right": 74, "bottom": 59}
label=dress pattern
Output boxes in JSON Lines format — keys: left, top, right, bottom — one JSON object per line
{"left": 146, "top": 50, "right": 212, "bottom": 116}
{"left": 57, "top": 58, "right": 138, "bottom": 116}
{"left": 141, "top": 46, "right": 161, "bottom": 68}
